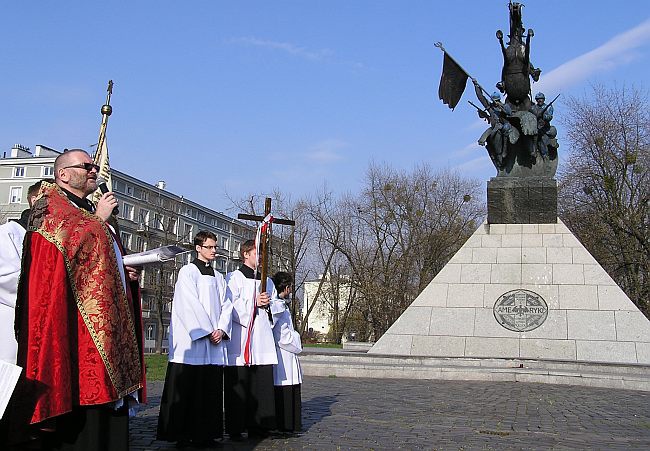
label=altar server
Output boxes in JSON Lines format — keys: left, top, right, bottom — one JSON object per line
{"left": 224, "top": 239, "right": 277, "bottom": 438}
{"left": 0, "top": 180, "right": 44, "bottom": 365}
{"left": 157, "top": 230, "right": 232, "bottom": 447}
{"left": 270, "top": 271, "right": 302, "bottom": 433}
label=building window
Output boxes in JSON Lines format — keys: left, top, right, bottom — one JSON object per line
{"left": 120, "top": 232, "right": 132, "bottom": 249}
{"left": 221, "top": 237, "right": 228, "bottom": 249}
{"left": 125, "top": 184, "right": 133, "bottom": 196}
{"left": 139, "top": 208, "right": 150, "bottom": 227}
{"left": 42, "top": 166, "right": 54, "bottom": 177}
{"left": 9, "top": 186, "right": 23, "bottom": 203}
{"left": 197, "top": 212, "right": 206, "bottom": 223}
{"left": 13, "top": 167, "right": 26, "bottom": 178}
{"left": 113, "top": 180, "right": 125, "bottom": 193}
{"left": 146, "top": 324, "right": 156, "bottom": 340}
{"left": 171, "top": 217, "right": 179, "bottom": 234}
{"left": 183, "top": 223, "right": 193, "bottom": 239}
{"left": 121, "top": 203, "right": 134, "bottom": 220}
{"left": 155, "top": 213, "right": 164, "bottom": 230}
{"left": 135, "top": 236, "right": 146, "bottom": 252}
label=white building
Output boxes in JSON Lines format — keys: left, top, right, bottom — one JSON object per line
{"left": 302, "top": 273, "right": 353, "bottom": 340}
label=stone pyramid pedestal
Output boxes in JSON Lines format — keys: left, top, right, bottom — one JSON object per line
{"left": 370, "top": 219, "right": 650, "bottom": 365}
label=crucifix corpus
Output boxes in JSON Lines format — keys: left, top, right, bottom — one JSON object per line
{"left": 238, "top": 197, "right": 295, "bottom": 295}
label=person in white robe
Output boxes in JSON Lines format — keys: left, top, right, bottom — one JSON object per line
{"left": 156, "top": 231, "right": 233, "bottom": 447}
{"left": 0, "top": 180, "right": 45, "bottom": 365}
{"left": 270, "top": 271, "right": 302, "bottom": 433}
{"left": 0, "top": 219, "right": 26, "bottom": 365}
{"left": 224, "top": 239, "right": 278, "bottom": 439}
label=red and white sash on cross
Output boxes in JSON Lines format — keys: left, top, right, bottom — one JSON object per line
{"left": 243, "top": 214, "right": 274, "bottom": 365}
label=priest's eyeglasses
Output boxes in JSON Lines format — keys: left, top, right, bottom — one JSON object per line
{"left": 200, "top": 245, "right": 218, "bottom": 250}
{"left": 63, "top": 162, "right": 101, "bottom": 172}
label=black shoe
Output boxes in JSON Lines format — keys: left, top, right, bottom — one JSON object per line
{"left": 228, "top": 432, "right": 244, "bottom": 442}
{"left": 248, "top": 428, "right": 270, "bottom": 439}
{"left": 191, "top": 438, "right": 219, "bottom": 448}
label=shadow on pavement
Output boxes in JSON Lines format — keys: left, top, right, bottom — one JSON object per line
{"left": 301, "top": 395, "right": 337, "bottom": 432}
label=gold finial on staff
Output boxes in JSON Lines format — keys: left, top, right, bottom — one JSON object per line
{"left": 94, "top": 80, "right": 113, "bottom": 165}
{"left": 92, "top": 80, "right": 114, "bottom": 203}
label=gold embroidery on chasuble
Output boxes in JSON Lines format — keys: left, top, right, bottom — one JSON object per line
{"left": 32, "top": 183, "right": 142, "bottom": 398}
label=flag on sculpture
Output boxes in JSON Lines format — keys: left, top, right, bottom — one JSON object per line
{"left": 438, "top": 52, "right": 469, "bottom": 110}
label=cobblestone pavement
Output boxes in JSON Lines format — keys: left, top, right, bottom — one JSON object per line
{"left": 131, "top": 377, "right": 650, "bottom": 450}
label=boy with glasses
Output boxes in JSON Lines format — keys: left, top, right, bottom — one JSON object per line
{"left": 157, "top": 230, "right": 232, "bottom": 447}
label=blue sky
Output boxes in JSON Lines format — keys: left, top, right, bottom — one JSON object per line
{"left": 2, "top": 1, "right": 649, "bottom": 213}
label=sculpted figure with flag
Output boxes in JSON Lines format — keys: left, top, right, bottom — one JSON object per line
{"left": 435, "top": 1, "right": 560, "bottom": 178}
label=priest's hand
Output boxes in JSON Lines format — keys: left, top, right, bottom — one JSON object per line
{"left": 209, "top": 329, "right": 224, "bottom": 344}
{"left": 96, "top": 192, "right": 118, "bottom": 222}
{"left": 125, "top": 265, "right": 141, "bottom": 281}
{"left": 257, "top": 292, "right": 270, "bottom": 307}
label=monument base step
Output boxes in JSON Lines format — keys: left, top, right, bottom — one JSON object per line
{"left": 299, "top": 351, "right": 650, "bottom": 392}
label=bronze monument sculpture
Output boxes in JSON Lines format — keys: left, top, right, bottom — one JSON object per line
{"left": 436, "top": 1, "right": 559, "bottom": 178}
{"left": 436, "top": 1, "right": 560, "bottom": 223}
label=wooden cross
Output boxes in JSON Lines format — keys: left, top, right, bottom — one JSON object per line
{"left": 238, "top": 197, "right": 295, "bottom": 293}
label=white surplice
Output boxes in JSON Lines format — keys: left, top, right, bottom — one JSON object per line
{"left": 0, "top": 220, "right": 26, "bottom": 364}
{"left": 168, "top": 262, "right": 233, "bottom": 365}
{"left": 225, "top": 269, "right": 278, "bottom": 366}
{"left": 271, "top": 300, "right": 303, "bottom": 386}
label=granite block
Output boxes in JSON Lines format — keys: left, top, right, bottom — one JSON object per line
{"left": 520, "top": 338, "right": 576, "bottom": 360}
{"left": 447, "top": 284, "right": 485, "bottom": 308}
{"left": 522, "top": 264, "right": 553, "bottom": 284}
{"left": 567, "top": 310, "right": 616, "bottom": 340}
{"left": 388, "top": 306, "right": 432, "bottom": 335}
{"left": 490, "top": 263, "right": 522, "bottom": 284}
{"left": 558, "top": 285, "right": 598, "bottom": 310}
{"left": 615, "top": 311, "right": 650, "bottom": 342}
{"left": 460, "top": 264, "right": 491, "bottom": 283}
{"left": 553, "top": 264, "right": 584, "bottom": 285}
{"left": 598, "top": 285, "right": 637, "bottom": 311}
{"left": 575, "top": 340, "right": 637, "bottom": 364}
{"left": 465, "top": 337, "right": 520, "bottom": 358}
{"left": 411, "top": 335, "right": 467, "bottom": 357}
{"left": 429, "top": 307, "right": 476, "bottom": 336}
{"left": 522, "top": 247, "right": 546, "bottom": 264}
{"left": 412, "top": 283, "right": 448, "bottom": 307}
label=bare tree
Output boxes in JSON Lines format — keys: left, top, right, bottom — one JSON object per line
{"left": 304, "top": 164, "right": 483, "bottom": 341}
{"left": 559, "top": 84, "right": 650, "bottom": 317}
{"left": 344, "top": 163, "right": 484, "bottom": 339}
{"left": 300, "top": 189, "right": 348, "bottom": 337}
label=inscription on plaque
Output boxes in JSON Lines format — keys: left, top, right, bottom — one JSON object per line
{"left": 493, "top": 289, "right": 548, "bottom": 332}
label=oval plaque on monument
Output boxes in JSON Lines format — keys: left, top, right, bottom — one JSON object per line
{"left": 493, "top": 289, "right": 548, "bottom": 332}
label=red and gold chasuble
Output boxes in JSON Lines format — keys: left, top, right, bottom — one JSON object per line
{"left": 15, "top": 182, "right": 144, "bottom": 424}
